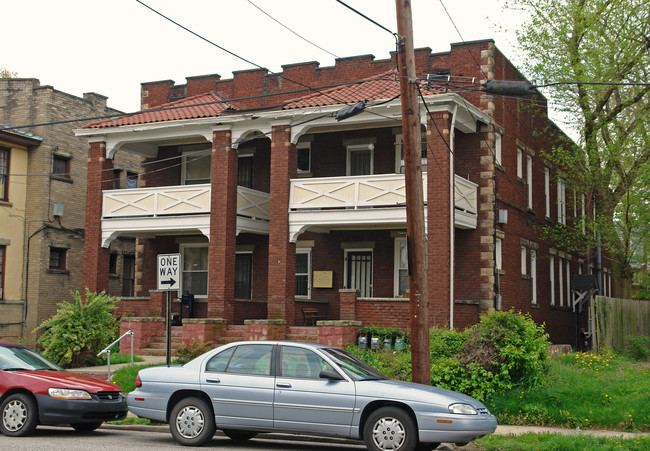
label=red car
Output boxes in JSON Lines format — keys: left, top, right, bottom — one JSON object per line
{"left": 0, "top": 341, "right": 127, "bottom": 437}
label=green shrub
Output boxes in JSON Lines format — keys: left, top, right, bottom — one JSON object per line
{"left": 176, "top": 339, "right": 214, "bottom": 364}
{"left": 623, "top": 335, "right": 650, "bottom": 361}
{"left": 34, "top": 290, "right": 120, "bottom": 368}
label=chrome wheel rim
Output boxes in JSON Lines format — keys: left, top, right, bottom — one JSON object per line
{"left": 175, "top": 405, "right": 205, "bottom": 439}
{"left": 3, "top": 400, "right": 27, "bottom": 432}
{"left": 371, "top": 416, "right": 407, "bottom": 450}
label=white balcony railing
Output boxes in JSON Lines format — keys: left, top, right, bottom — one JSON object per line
{"left": 289, "top": 173, "right": 477, "bottom": 215}
{"left": 102, "top": 184, "right": 269, "bottom": 220}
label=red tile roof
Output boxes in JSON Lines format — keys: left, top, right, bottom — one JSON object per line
{"left": 85, "top": 91, "right": 236, "bottom": 129}
{"left": 283, "top": 71, "right": 444, "bottom": 109}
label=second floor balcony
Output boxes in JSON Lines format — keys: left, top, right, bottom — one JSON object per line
{"left": 99, "top": 173, "right": 477, "bottom": 246}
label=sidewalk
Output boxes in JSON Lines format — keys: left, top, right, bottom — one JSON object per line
{"left": 69, "top": 355, "right": 168, "bottom": 379}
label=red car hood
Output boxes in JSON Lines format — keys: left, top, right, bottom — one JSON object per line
{"left": 10, "top": 370, "right": 122, "bottom": 393}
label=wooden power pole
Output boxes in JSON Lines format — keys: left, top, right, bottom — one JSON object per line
{"left": 395, "top": 0, "right": 431, "bottom": 384}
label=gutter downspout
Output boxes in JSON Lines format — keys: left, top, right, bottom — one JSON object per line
{"left": 23, "top": 224, "right": 49, "bottom": 334}
{"left": 449, "top": 104, "right": 458, "bottom": 329}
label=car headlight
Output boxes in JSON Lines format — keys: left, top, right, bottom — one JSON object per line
{"left": 448, "top": 403, "right": 478, "bottom": 415}
{"left": 48, "top": 388, "right": 92, "bottom": 400}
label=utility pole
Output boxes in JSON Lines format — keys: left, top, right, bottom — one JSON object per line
{"left": 395, "top": 0, "right": 431, "bottom": 385}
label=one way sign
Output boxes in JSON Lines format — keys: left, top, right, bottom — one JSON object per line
{"left": 157, "top": 253, "right": 181, "bottom": 291}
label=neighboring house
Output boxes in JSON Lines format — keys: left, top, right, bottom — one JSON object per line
{"left": 76, "top": 40, "right": 610, "bottom": 349}
{"left": 0, "top": 79, "right": 142, "bottom": 347}
{"left": 0, "top": 124, "right": 42, "bottom": 341}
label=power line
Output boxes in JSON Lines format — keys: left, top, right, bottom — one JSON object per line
{"left": 335, "top": 0, "right": 398, "bottom": 38}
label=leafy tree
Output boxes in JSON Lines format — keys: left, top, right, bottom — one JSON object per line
{"left": 34, "top": 290, "right": 120, "bottom": 367}
{"left": 508, "top": 0, "right": 650, "bottom": 297}
{"left": 0, "top": 67, "right": 17, "bottom": 78}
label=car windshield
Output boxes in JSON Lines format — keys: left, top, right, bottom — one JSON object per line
{"left": 0, "top": 345, "right": 62, "bottom": 371}
{"left": 322, "top": 348, "right": 387, "bottom": 381}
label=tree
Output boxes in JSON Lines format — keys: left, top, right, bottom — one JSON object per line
{"left": 509, "top": 0, "right": 650, "bottom": 297}
{"left": 0, "top": 67, "right": 17, "bottom": 78}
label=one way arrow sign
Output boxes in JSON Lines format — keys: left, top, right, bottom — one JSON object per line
{"left": 157, "top": 253, "right": 181, "bottom": 291}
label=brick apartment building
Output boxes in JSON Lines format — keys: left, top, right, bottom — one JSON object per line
{"left": 75, "top": 40, "right": 612, "bottom": 352}
{"left": 0, "top": 79, "right": 142, "bottom": 346}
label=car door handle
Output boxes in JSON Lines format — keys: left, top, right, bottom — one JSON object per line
{"left": 276, "top": 383, "right": 292, "bottom": 388}
{"left": 206, "top": 378, "right": 221, "bottom": 383}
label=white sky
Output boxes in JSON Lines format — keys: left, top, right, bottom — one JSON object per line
{"left": 3, "top": 0, "right": 526, "bottom": 114}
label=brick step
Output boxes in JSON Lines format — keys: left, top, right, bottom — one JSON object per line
{"left": 140, "top": 347, "right": 178, "bottom": 356}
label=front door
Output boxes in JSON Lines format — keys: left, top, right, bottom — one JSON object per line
{"left": 346, "top": 251, "right": 372, "bottom": 297}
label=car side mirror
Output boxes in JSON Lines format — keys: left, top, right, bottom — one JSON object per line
{"left": 319, "top": 370, "right": 345, "bottom": 381}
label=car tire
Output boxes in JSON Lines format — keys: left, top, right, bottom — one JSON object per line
{"left": 364, "top": 406, "right": 417, "bottom": 451}
{"left": 222, "top": 429, "right": 257, "bottom": 441}
{"left": 71, "top": 421, "right": 103, "bottom": 432}
{"left": 169, "top": 397, "right": 216, "bottom": 446}
{"left": 0, "top": 393, "right": 39, "bottom": 437}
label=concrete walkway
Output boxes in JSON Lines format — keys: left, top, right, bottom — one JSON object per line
{"left": 68, "top": 355, "right": 168, "bottom": 379}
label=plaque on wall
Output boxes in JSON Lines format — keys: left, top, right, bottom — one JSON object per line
{"left": 313, "top": 271, "right": 333, "bottom": 288}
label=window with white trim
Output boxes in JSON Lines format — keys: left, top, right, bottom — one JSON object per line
{"left": 495, "top": 132, "right": 502, "bottom": 167}
{"left": 526, "top": 154, "right": 533, "bottom": 209}
{"left": 0, "top": 147, "right": 9, "bottom": 201}
{"left": 295, "top": 248, "right": 311, "bottom": 298}
{"left": 516, "top": 147, "right": 523, "bottom": 179}
{"left": 544, "top": 168, "right": 550, "bottom": 217}
{"left": 495, "top": 237, "right": 503, "bottom": 272}
{"left": 566, "top": 258, "right": 571, "bottom": 307}
{"left": 394, "top": 134, "right": 427, "bottom": 174}
{"left": 549, "top": 254, "right": 555, "bottom": 306}
{"left": 297, "top": 142, "right": 311, "bottom": 174}
{"left": 180, "top": 244, "right": 208, "bottom": 298}
{"left": 558, "top": 256, "right": 564, "bottom": 307}
{"left": 394, "top": 237, "right": 409, "bottom": 297}
{"left": 557, "top": 178, "right": 566, "bottom": 225}
{"left": 181, "top": 143, "right": 211, "bottom": 185}
{"left": 521, "top": 246, "right": 527, "bottom": 276}
{"left": 347, "top": 143, "right": 374, "bottom": 176}
{"left": 531, "top": 249, "right": 537, "bottom": 305}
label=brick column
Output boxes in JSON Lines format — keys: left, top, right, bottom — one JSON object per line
{"left": 83, "top": 141, "right": 113, "bottom": 293}
{"left": 207, "top": 129, "right": 237, "bottom": 321}
{"left": 267, "top": 125, "right": 296, "bottom": 323}
{"left": 427, "top": 113, "right": 453, "bottom": 327}
{"left": 339, "top": 289, "right": 358, "bottom": 320}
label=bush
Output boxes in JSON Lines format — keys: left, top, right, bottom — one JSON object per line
{"left": 431, "top": 309, "right": 550, "bottom": 401}
{"left": 623, "top": 335, "right": 650, "bottom": 361}
{"left": 176, "top": 339, "right": 214, "bottom": 364}
{"left": 34, "top": 290, "right": 120, "bottom": 368}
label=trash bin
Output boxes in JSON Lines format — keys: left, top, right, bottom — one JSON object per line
{"left": 181, "top": 294, "right": 194, "bottom": 318}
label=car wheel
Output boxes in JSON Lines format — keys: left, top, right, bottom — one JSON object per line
{"left": 169, "top": 397, "right": 216, "bottom": 446}
{"left": 0, "top": 393, "right": 38, "bottom": 437}
{"left": 364, "top": 406, "right": 417, "bottom": 451}
{"left": 71, "top": 421, "right": 103, "bottom": 432}
{"left": 222, "top": 429, "right": 257, "bottom": 441}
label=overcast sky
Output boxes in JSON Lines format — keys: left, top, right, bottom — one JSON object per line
{"left": 3, "top": 0, "right": 526, "bottom": 114}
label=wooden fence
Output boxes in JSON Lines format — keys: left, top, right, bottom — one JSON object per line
{"left": 591, "top": 296, "right": 650, "bottom": 352}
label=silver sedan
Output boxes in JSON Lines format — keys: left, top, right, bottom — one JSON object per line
{"left": 127, "top": 341, "right": 496, "bottom": 450}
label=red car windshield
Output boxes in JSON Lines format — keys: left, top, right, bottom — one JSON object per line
{"left": 0, "top": 345, "right": 62, "bottom": 371}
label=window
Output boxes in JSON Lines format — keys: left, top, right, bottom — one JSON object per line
{"left": 549, "top": 254, "right": 555, "bottom": 306}
{"left": 544, "top": 168, "right": 550, "bottom": 218}
{"left": 297, "top": 142, "right": 311, "bottom": 174}
{"left": 345, "top": 250, "right": 373, "bottom": 297}
{"left": 557, "top": 178, "right": 566, "bottom": 225}
{"left": 566, "top": 258, "right": 571, "bottom": 307}
{"left": 526, "top": 155, "right": 533, "bottom": 209}
{"left": 347, "top": 144, "right": 373, "bottom": 176}
{"left": 52, "top": 155, "right": 70, "bottom": 178}
{"left": 531, "top": 249, "right": 537, "bottom": 305}
{"left": 181, "top": 244, "right": 208, "bottom": 297}
{"left": 295, "top": 249, "right": 311, "bottom": 298}
{"left": 495, "top": 237, "right": 503, "bottom": 272}
{"left": 521, "top": 246, "right": 527, "bottom": 275}
{"left": 235, "top": 253, "right": 252, "bottom": 299}
{"left": 0, "top": 147, "right": 9, "bottom": 201}
{"left": 238, "top": 156, "right": 254, "bottom": 188}
{"left": 516, "top": 147, "right": 523, "bottom": 179}
{"left": 222, "top": 344, "right": 272, "bottom": 376}
{"left": 126, "top": 172, "right": 138, "bottom": 189}
{"left": 0, "top": 245, "right": 5, "bottom": 300}
{"left": 109, "top": 253, "right": 118, "bottom": 275}
{"left": 495, "top": 132, "right": 502, "bottom": 167}
{"left": 280, "top": 346, "right": 335, "bottom": 379}
{"left": 394, "top": 237, "right": 409, "bottom": 297}
{"left": 122, "top": 255, "right": 135, "bottom": 297}
{"left": 112, "top": 170, "right": 122, "bottom": 189}
{"left": 395, "top": 134, "right": 427, "bottom": 174}
{"left": 181, "top": 143, "right": 211, "bottom": 185}
{"left": 558, "top": 257, "right": 564, "bottom": 307}
{"left": 49, "top": 247, "right": 67, "bottom": 270}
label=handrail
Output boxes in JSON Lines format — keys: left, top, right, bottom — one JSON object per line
{"left": 97, "top": 330, "right": 134, "bottom": 381}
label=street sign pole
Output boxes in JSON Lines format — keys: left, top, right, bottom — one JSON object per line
{"left": 157, "top": 253, "right": 181, "bottom": 366}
